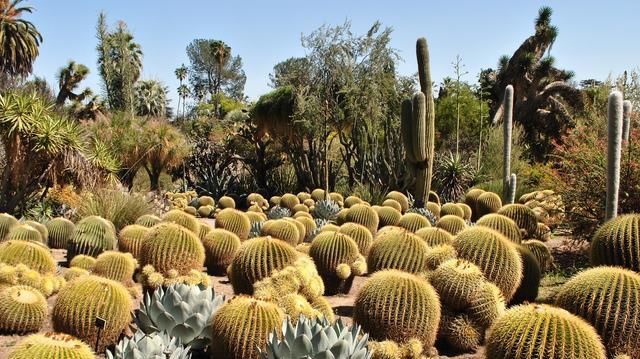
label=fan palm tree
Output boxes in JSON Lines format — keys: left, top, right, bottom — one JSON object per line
{"left": 177, "top": 84, "right": 190, "bottom": 119}
{"left": 175, "top": 64, "right": 187, "bottom": 118}
{"left": 211, "top": 40, "right": 231, "bottom": 95}
{"left": 0, "top": 0, "right": 42, "bottom": 78}
{"left": 135, "top": 80, "right": 169, "bottom": 117}
{"left": 56, "top": 60, "right": 90, "bottom": 105}
{"left": 490, "top": 6, "right": 582, "bottom": 160}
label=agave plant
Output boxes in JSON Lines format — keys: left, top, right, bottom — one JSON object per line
{"left": 135, "top": 283, "right": 225, "bottom": 350}
{"left": 433, "top": 152, "right": 476, "bottom": 203}
{"left": 260, "top": 315, "right": 372, "bottom": 359}
{"left": 107, "top": 330, "right": 191, "bottom": 359}
{"left": 314, "top": 200, "right": 340, "bottom": 221}
{"left": 268, "top": 206, "right": 292, "bottom": 220}
{"left": 250, "top": 221, "right": 265, "bottom": 238}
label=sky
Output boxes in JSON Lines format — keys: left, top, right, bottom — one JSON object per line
{"left": 29, "top": 1, "right": 640, "bottom": 108}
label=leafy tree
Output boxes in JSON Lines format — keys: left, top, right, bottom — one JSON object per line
{"left": 56, "top": 60, "right": 91, "bottom": 105}
{"left": 489, "top": 6, "right": 582, "bottom": 161}
{"left": 139, "top": 119, "right": 190, "bottom": 191}
{"left": 96, "top": 13, "right": 143, "bottom": 113}
{"left": 0, "top": 0, "right": 42, "bottom": 81}
{"left": 134, "top": 79, "right": 169, "bottom": 117}
{"left": 269, "top": 57, "right": 311, "bottom": 88}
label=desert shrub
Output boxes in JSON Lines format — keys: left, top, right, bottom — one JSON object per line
{"left": 478, "top": 125, "right": 529, "bottom": 183}
{"left": 350, "top": 182, "right": 388, "bottom": 206}
{"left": 76, "top": 188, "right": 153, "bottom": 231}
{"left": 434, "top": 151, "right": 476, "bottom": 203}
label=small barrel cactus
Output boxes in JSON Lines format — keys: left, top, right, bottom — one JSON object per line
{"left": 590, "top": 214, "right": 640, "bottom": 271}
{"left": 45, "top": 217, "right": 75, "bottom": 249}
{"left": 424, "top": 244, "right": 457, "bottom": 270}
{"left": 52, "top": 275, "right": 132, "bottom": 352}
{"left": 0, "top": 240, "right": 56, "bottom": 274}
{"left": 555, "top": 266, "right": 640, "bottom": 358}
{"left": 430, "top": 259, "right": 485, "bottom": 311}
{"left": 67, "top": 215, "right": 117, "bottom": 262}
{"left": 435, "top": 215, "right": 467, "bottom": 235}
{"left": 485, "top": 304, "right": 606, "bottom": 359}
{"left": 309, "top": 231, "right": 363, "bottom": 295}
{"left": 216, "top": 208, "right": 251, "bottom": 240}
{"left": 229, "top": 236, "right": 299, "bottom": 294}
{"left": 346, "top": 204, "right": 379, "bottom": 234}
{"left": 261, "top": 315, "right": 372, "bottom": 359}
{"left": 210, "top": 296, "right": 284, "bottom": 359}
{"left": 279, "top": 193, "right": 300, "bottom": 210}
{"left": 136, "top": 283, "right": 225, "bottom": 349}
{"left": 261, "top": 219, "right": 300, "bottom": 246}
{"left": 497, "top": 203, "right": 538, "bottom": 237}
{"left": 382, "top": 198, "right": 402, "bottom": 212}
{"left": 457, "top": 203, "right": 472, "bottom": 220}
{"left": 476, "top": 213, "right": 522, "bottom": 244}
{"left": 141, "top": 222, "right": 205, "bottom": 276}
{"left": 353, "top": 270, "right": 441, "bottom": 348}
{"left": 6, "top": 223, "right": 44, "bottom": 243}
{"left": 24, "top": 220, "right": 48, "bottom": 242}
{"left": 375, "top": 206, "right": 402, "bottom": 228}
{"left": 69, "top": 254, "right": 96, "bottom": 270}
{"left": 7, "top": 332, "right": 96, "bottom": 359}
{"left": 217, "top": 195, "right": 236, "bottom": 209}
{"left": 385, "top": 191, "right": 410, "bottom": 213}
{"left": 107, "top": 330, "right": 191, "bottom": 359}
{"left": 522, "top": 239, "right": 553, "bottom": 273}
{"left": 202, "top": 228, "right": 241, "bottom": 275}
{"left": 92, "top": 250, "right": 137, "bottom": 283}
{"left": 476, "top": 192, "right": 502, "bottom": 218}
{"left": 0, "top": 285, "right": 47, "bottom": 334}
{"left": 162, "top": 209, "right": 201, "bottom": 234}
{"left": 440, "top": 203, "right": 464, "bottom": 218}
{"left": 415, "top": 227, "right": 454, "bottom": 247}
{"left": 510, "top": 245, "right": 541, "bottom": 304}
{"left": 466, "top": 281, "right": 506, "bottom": 329}
{"left": 453, "top": 227, "right": 523, "bottom": 301}
{"left": 0, "top": 212, "right": 18, "bottom": 240}
{"left": 439, "top": 311, "right": 482, "bottom": 354}
{"left": 117, "top": 224, "right": 150, "bottom": 260}
{"left": 135, "top": 214, "right": 161, "bottom": 228}
{"left": 367, "top": 229, "right": 429, "bottom": 274}
{"left": 344, "top": 195, "right": 363, "bottom": 208}
{"left": 337, "top": 222, "right": 373, "bottom": 255}
{"left": 398, "top": 213, "right": 431, "bottom": 232}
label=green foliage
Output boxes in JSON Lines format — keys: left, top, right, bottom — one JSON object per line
{"left": 210, "top": 296, "right": 284, "bottom": 359}
{"left": 0, "top": 285, "right": 47, "bottom": 334}
{"left": 0, "top": 0, "right": 42, "bottom": 77}
{"left": 308, "top": 231, "right": 362, "bottom": 294}
{"left": 7, "top": 333, "right": 96, "bottom": 359}
{"left": 485, "top": 304, "right": 606, "bottom": 359}
{"left": 367, "top": 229, "right": 429, "bottom": 274}
{"left": 67, "top": 215, "right": 117, "bottom": 262}
{"left": 45, "top": 217, "right": 74, "bottom": 249}
{"left": 134, "top": 79, "right": 170, "bottom": 117}
{"left": 591, "top": 214, "right": 640, "bottom": 272}
{"left": 353, "top": 270, "right": 441, "bottom": 347}
{"left": 202, "top": 228, "right": 241, "bottom": 275}
{"left": 141, "top": 222, "right": 205, "bottom": 276}
{"left": 77, "top": 189, "right": 152, "bottom": 231}
{"left": 556, "top": 266, "right": 640, "bottom": 358}
{"left": 478, "top": 125, "right": 528, "bottom": 184}
{"left": 0, "top": 240, "right": 56, "bottom": 274}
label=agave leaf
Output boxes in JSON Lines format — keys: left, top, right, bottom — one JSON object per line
{"left": 291, "top": 335, "right": 313, "bottom": 357}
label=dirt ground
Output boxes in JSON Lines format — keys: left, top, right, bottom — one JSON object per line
{"left": 0, "top": 233, "right": 587, "bottom": 359}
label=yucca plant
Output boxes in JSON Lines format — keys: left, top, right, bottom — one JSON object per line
{"left": 76, "top": 188, "right": 152, "bottom": 231}
{"left": 434, "top": 151, "right": 476, "bottom": 204}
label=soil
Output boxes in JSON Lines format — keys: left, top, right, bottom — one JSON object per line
{"left": 0, "top": 232, "right": 587, "bottom": 359}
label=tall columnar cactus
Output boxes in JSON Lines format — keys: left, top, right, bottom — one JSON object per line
{"left": 0, "top": 240, "right": 56, "bottom": 274}
{"left": 401, "top": 38, "right": 435, "bottom": 206}
{"left": 7, "top": 332, "right": 97, "bottom": 359}
{"left": 555, "top": 266, "right": 640, "bottom": 358}
{"left": 590, "top": 214, "right": 640, "bottom": 271}
{"left": 210, "top": 296, "right": 284, "bottom": 359}
{"left": 309, "top": 231, "right": 363, "bottom": 295}
{"left": 367, "top": 228, "right": 429, "bottom": 274}
{"left": 503, "top": 85, "right": 514, "bottom": 201}
{"left": 623, "top": 100, "right": 632, "bottom": 142}
{"left": 52, "top": 275, "right": 132, "bottom": 352}
{"left": 0, "top": 285, "right": 48, "bottom": 334}
{"left": 508, "top": 173, "right": 517, "bottom": 204}
{"left": 353, "top": 270, "right": 441, "bottom": 348}
{"left": 606, "top": 90, "right": 624, "bottom": 221}
{"left": 45, "top": 217, "right": 75, "bottom": 249}
{"left": 141, "top": 222, "right": 205, "bottom": 275}
{"left": 67, "top": 215, "right": 117, "bottom": 262}
{"left": 485, "top": 304, "right": 607, "bottom": 359}
{"left": 202, "top": 228, "right": 241, "bottom": 275}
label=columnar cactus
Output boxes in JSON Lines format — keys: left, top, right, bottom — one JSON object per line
{"left": 6, "top": 224, "right": 44, "bottom": 243}
{"left": 346, "top": 204, "right": 379, "bottom": 234}
{"left": 309, "top": 231, "right": 363, "bottom": 295}
{"left": 52, "top": 275, "right": 132, "bottom": 352}
{"left": 216, "top": 208, "right": 251, "bottom": 240}
{"left": 555, "top": 266, "right": 640, "bottom": 358}
{"left": 591, "top": 214, "right": 640, "bottom": 271}
{"left": 202, "top": 228, "right": 241, "bottom": 275}
{"left": 45, "top": 217, "right": 75, "bottom": 249}
{"left": 117, "top": 224, "right": 149, "bottom": 260}
{"left": 0, "top": 212, "right": 18, "bottom": 240}
{"left": 0, "top": 240, "right": 56, "bottom": 274}
{"left": 606, "top": 90, "right": 624, "bottom": 220}
{"left": 485, "top": 304, "right": 606, "bottom": 359}
{"left": 135, "top": 214, "right": 161, "bottom": 228}
{"left": 162, "top": 209, "right": 201, "bottom": 234}
{"left": 353, "top": 270, "right": 441, "bottom": 348}
{"left": 92, "top": 251, "right": 137, "bottom": 283}
{"left": 502, "top": 85, "right": 515, "bottom": 203}
{"left": 508, "top": 173, "right": 517, "bottom": 204}
{"left": 476, "top": 213, "right": 523, "bottom": 243}
{"left": 367, "top": 229, "right": 429, "bottom": 274}
{"left": 140, "top": 222, "right": 205, "bottom": 275}
{"left": 7, "top": 332, "right": 96, "bottom": 359}
{"left": 67, "top": 215, "right": 117, "bottom": 262}
{"left": 0, "top": 285, "right": 48, "bottom": 334}
{"left": 210, "top": 296, "right": 284, "bottom": 359}
{"left": 623, "top": 100, "right": 632, "bottom": 142}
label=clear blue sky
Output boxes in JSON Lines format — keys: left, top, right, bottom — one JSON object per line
{"left": 29, "top": 1, "right": 639, "bottom": 107}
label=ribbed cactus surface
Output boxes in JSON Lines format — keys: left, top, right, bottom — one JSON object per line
{"left": 367, "top": 229, "right": 429, "bottom": 274}
{"left": 309, "top": 231, "right": 361, "bottom": 294}
{"left": 134, "top": 214, "right": 161, "bottom": 228}
{"left": 591, "top": 214, "right": 640, "bottom": 271}
{"left": 67, "top": 215, "right": 116, "bottom": 262}
{"left": 0, "top": 285, "right": 47, "bottom": 334}
{"left": 415, "top": 227, "right": 454, "bottom": 247}
{"left": 338, "top": 222, "right": 373, "bottom": 255}
{"left": 141, "top": 222, "right": 205, "bottom": 275}
{"left": 6, "top": 224, "right": 44, "bottom": 243}
{"left": 7, "top": 332, "right": 97, "bottom": 359}
{"left": 0, "top": 240, "right": 56, "bottom": 274}
{"left": 375, "top": 206, "right": 402, "bottom": 228}
{"left": 346, "top": 204, "right": 379, "bottom": 234}
{"left": 436, "top": 215, "right": 467, "bottom": 235}
{"left": 0, "top": 212, "right": 18, "bottom": 240}
{"left": 202, "top": 228, "right": 241, "bottom": 275}
{"left": 162, "top": 209, "right": 200, "bottom": 234}
{"left": 216, "top": 208, "right": 251, "bottom": 240}
{"left": 92, "top": 251, "right": 137, "bottom": 282}
{"left": 117, "top": 224, "right": 149, "bottom": 260}
{"left": 45, "top": 217, "right": 75, "bottom": 249}
{"left": 497, "top": 204, "right": 538, "bottom": 237}
{"left": 430, "top": 259, "right": 485, "bottom": 311}
{"left": 476, "top": 192, "right": 502, "bottom": 218}
{"left": 476, "top": 213, "right": 522, "bottom": 243}
{"left": 398, "top": 212, "right": 431, "bottom": 232}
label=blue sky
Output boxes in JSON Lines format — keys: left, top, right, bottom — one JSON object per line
{"left": 30, "top": 1, "right": 639, "bottom": 107}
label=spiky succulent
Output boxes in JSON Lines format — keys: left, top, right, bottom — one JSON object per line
{"left": 0, "top": 212, "right": 18, "bottom": 241}
{"left": 367, "top": 229, "right": 429, "bottom": 274}
{"left": 261, "top": 316, "right": 372, "bottom": 359}
{"left": 216, "top": 208, "right": 251, "bottom": 240}
{"left": 7, "top": 332, "right": 96, "bottom": 359}
{"left": 107, "top": 330, "right": 191, "bottom": 359}
{"left": 202, "top": 228, "right": 241, "bottom": 275}
{"left": 140, "top": 222, "right": 205, "bottom": 276}
{"left": 135, "top": 214, "right": 162, "bottom": 228}
{"left": 0, "top": 285, "right": 48, "bottom": 334}
{"left": 136, "top": 283, "right": 225, "bottom": 349}
{"left": 591, "top": 214, "right": 640, "bottom": 271}
{"left": 45, "top": 217, "right": 75, "bottom": 249}
{"left": 6, "top": 224, "right": 44, "bottom": 243}
{"left": 406, "top": 207, "right": 437, "bottom": 226}
{"left": 268, "top": 206, "right": 292, "bottom": 220}
{"left": 0, "top": 240, "right": 56, "bottom": 274}
{"left": 309, "top": 231, "right": 363, "bottom": 295}
{"left": 250, "top": 221, "right": 265, "bottom": 238}
{"left": 313, "top": 199, "right": 341, "bottom": 221}
{"left": 67, "top": 215, "right": 117, "bottom": 262}
{"left": 345, "top": 204, "right": 379, "bottom": 234}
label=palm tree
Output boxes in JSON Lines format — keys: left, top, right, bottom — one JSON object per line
{"left": 211, "top": 40, "right": 231, "bottom": 116}
{"left": 135, "top": 80, "right": 169, "bottom": 117}
{"left": 177, "top": 84, "right": 190, "bottom": 119}
{"left": 0, "top": 0, "right": 42, "bottom": 79}
{"left": 174, "top": 64, "right": 187, "bottom": 118}
{"left": 56, "top": 61, "right": 90, "bottom": 105}
{"left": 140, "top": 119, "right": 190, "bottom": 191}
{"left": 490, "top": 6, "right": 582, "bottom": 160}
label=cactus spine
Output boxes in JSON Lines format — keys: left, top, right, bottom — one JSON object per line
{"left": 503, "top": 85, "right": 514, "bottom": 201}
{"left": 606, "top": 90, "right": 623, "bottom": 220}
{"left": 401, "top": 37, "right": 435, "bottom": 206}
{"left": 623, "top": 100, "right": 632, "bottom": 142}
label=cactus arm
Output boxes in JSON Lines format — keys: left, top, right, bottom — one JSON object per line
{"left": 606, "top": 91, "right": 623, "bottom": 221}
{"left": 623, "top": 99, "right": 632, "bottom": 142}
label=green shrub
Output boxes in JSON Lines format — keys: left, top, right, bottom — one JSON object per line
{"left": 77, "top": 189, "right": 152, "bottom": 231}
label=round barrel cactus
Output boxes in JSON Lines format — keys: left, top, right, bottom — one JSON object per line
{"left": 476, "top": 192, "right": 502, "bottom": 218}
{"left": 466, "top": 281, "right": 506, "bottom": 329}
{"left": 398, "top": 213, "right": 431, "bottom": 232}
{"left": 202, "top": 228, "right": 241, "bottom": 275}
{"left": 0, "top": 212, "right": 18, "bottom": 241}
{"left": 555, "top": 266, "right": 640, "bottom": 358}
{"left": 162, "top": 209, "right": 201, "bottom": 234}
{"left": 430, "top": 259, "right": 485, "bottom": 310}
{"left": 415, "top": 227, "right": 454, "bottom": 247}
{"left": 229, "top": 236, "right": 298, "bottom": 294}
{"left": 375, "top": 206, "right": 402, "bottom": 228}
{"left": 67, "top": 215, "right": 117, "bottom": 262}
{"left": 7, "top": 332, "right": 96, "bottom": 359}
{"left": 69, "top": 254, "right": 96, "bottom": 270}
{"left": 285, "top": 217, "right": 306, "bottom": 243}
{"left": 439, "top": 312, "right": 482, "bottom": 354}
{"left": 279, "top": 193, "right": 300, "bottom": 210}
{"left": 441, "top": 203, "right": 464, "bottom": 218}
{"left": 135, "top": 214, "right": 161, "bottom": 228}
{"left": 0, "top": 285, "right": 47, "bottom": 334}
{"left": 464, "top": 188, "right": 485, "bottom": 221}
{"left": 309, "top": 231, "right": 362, "bottom": 295}
{"left": 117, "top": 224, "right": 149, "bottom": 260}
{"left": 296, "top": 216, "right": 316, "bottom": 241}
{"left": 353, "top": 270, "right": 441, "bottom": 347}
{"left": 346, "top": 204, "right": 379, "bottom": 234}
{"left": 344, "top": 195, "right": 363, "bottom": 208}
{"left": 24, "top": 220, "right": 48, "bottom": 242}
{"left": 0, "top": 240, "right": 56, "bottom": 274}
{"left": 590, "top": 214, "right": 640, "bottom": 271}
{"left": 382, "top": 198, "right": 402, "bottom": 212}
{"left": 457, "top": 203, "right": 472, "bottom": 220}
{"left": 92, "top": 251, "right": 137, "bottom": 283}
{"left": 45, "top": 217, "right": 75, "bottom": 249}
{"left": 216, "top": 208, "right": 251, "bottom": 240}
{"left": 497, "top": 203, "right": 538, "bottom": 237}
{"left": 6, "top": 224, "right": 44, "bottom": 243}
{"left": 522, "top": 239, "right": 553, "bottom": 273}
{"left": 435, "top": 215, "right": 467, "bottom": 235}
{"left": 52, "top": 275, "right": 132, "bottom": 352}
{"left": 261, "top": 219, "right": 300, "bottom": 246}
{"left": 453, "top": 227, "right": 523, "bottom": 301}
{"left": 476, "top": 213, "right": 522, "bottom": 244}
{"left": 486, "top": 304, "right": 606, "bottom": 359}
{"left": 337, "top": 222, "right": 373, "bottom": 255}
{"left": 385, "top": 191, "right": 409, "bottom": 212}
{"left": 367, "top": 229, "right": 429, "bottom": 274}
{"left": 510, "top": 245, "right": 541, "bottom": 304}
{"left": 141, "top": 222, "right": 205, "bottom": 276}
{"left": 217, "top": 195, "right": 236, "bottom": 209}
{"left": 210, "top": 296, "right": 284, "bottom": 359}
{"left": 425, "top": 244, "right": 457, "bottom": 270}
